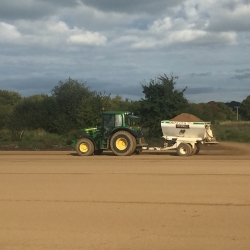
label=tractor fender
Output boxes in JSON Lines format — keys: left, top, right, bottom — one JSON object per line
{"left": 80, "top": 136, "right": 98, "bottom": 149}
{"left": 111, "top": 128, "right": 138, "bottom": 139}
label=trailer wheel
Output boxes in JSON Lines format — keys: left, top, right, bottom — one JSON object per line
{"left": 110, "top": 131, "right": 136, "bottom": 156}
{"left": 134, "top": 146, "right": 143, "bottom": 155}
{"left": 194, "top": 144, "right": 201, "bottom": 155}
{"left": 76, "top": 138, "right": 94, "bottom": 156}
{"left": 192, "top": 144, "right": 201, "bottom": 155}
{"left": 177, "top": 143, "right": 192, "bottom": 156}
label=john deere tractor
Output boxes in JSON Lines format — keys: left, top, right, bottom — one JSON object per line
{"left": 72, "top": 110, "right": 147, "bottom": 156}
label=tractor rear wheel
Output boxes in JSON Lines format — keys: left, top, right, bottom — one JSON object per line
{"left": 76, "top": 138, "right": 94, "bottom": 156}
{"left": 110, "top": 131, "right": 136, "bottom": 156}
{"left": 177, "top": 143, "right": 192, "bottom": 156}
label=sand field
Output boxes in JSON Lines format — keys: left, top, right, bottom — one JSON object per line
{"left": 1, "top": 142, "right": 250, "bottom": 249}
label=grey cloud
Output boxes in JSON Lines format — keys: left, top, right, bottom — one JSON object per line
{"left": 190, "top": 72, "right": 212, "bottom": 77}
{"left": 231, "top": 68, "right": 250, "bottom": 80}
{"left": 232, "top": 73, "right": 250, "bottom": 80}
{"left": 185, "top": 87, "right": 214, "bottom": 95}
{"left": 0, "top": 1, "right": 54, "bottom": 21}
{"left": 87, "top": 78, "right": 143, "bottom": 100}
{"left": 0, "top": 77, "right": 60, "bottom": 96}
{"left": 0, "top": 0, "right": 250, "bottom": 104}
{"left": 235, "top": 68, "right": 250, "bottom": 73}
{"left": 0, "top": 0, "right": 78, "bottom": 21}
{"left": 79, "top": 0, "right": 184, "bottom": 14}
{"left": 208, "top": 18, "right": 250, "bottom": 33}
{"left": 128, "top": 18, "right": 151, "bottom": 30}
{"left": 207, "top": 2, "right": 250, "bottom": 32}
{"left": 222, "top": 0, "right": 250, "bottom": 11}
{"left": 184, "top": 86, "right": 250, "bottom": 103}
{"left": 37, "top": 0, "right": 78, "bottom": 7}
{"left": 0, "top": 75, "right": 144, "bottom": 100}
{"left": 222, "top": 1, "right": 240, "bottom": 11}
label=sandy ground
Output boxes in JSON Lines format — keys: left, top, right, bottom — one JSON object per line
{"left": 1, "top": 142, "right": 250, "bottom": 250}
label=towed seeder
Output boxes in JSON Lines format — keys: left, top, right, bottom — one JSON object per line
{"left": 145, "top": 114, "right": 218, "bottom": 156}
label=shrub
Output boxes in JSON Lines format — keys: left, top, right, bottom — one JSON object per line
{"left": 213, "top": 121, "right": 250, "bottom": 143}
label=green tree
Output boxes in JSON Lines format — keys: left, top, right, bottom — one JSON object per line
{"left": 240, "top": 95, "right": 250, "bottom": 120}
{"left": 51, "top": 78, "right": 97, "bottom": 133}
{"left": 8, "top": 94, "right": 58, "bottom": 132}
{"left": 76, "top": 91, "right": 111, "bottom": 128}
{"left": 139, "top": 74, "right": 188, "bottom": 137}
{"left": 101, "top": 95, "right": 139, "bottom": 111}
{"left": 187, "top": 102, "right": 237, "bottom": 122}
{"left": 188, "top": 101, "right": 237, "bottom": 122}
{"left": 225, "top": 101, "right": 241, "bottom": 110}
{"left": 0, "top": 90, "right": 22, "bottom": 106}
{"left": 0, "top": 90, "right": 22, "bottom": 129}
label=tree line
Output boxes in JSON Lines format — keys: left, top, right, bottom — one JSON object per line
{"left": 0, "top": 75, "right": 249, "bottom": 138}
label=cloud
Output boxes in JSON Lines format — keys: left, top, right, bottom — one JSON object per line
{"left": 166, "top": 30, "right": 237, "bottom": 45}
{"left": 0, "top": 0, "right": 250, "bottom": 104}
{"left": 0, "top": 0, "right": 79, "bottom": 21}
{"left": 207, "top": 2, "right": 250, "bottom": 32}
{"left": 130, "top": 29, "right": 237, "bottom": 49}
{"left": 0, "top": 22, "right": 21, "bottom": 43}
{"left": 235, "top": 68, "right": 250, "bottom": 73}
{"left": 185, "top": 87, "right": 214, "bottom": 95}
{"left": 0, "top": 20, "right": 107, "bottom": 48}
{"left": 124, "top": 2, "right": 239, "bottom": 49}
{"left": 232, "top": 69, "right": 250, "bottom": 80}
{"left": 67, "top": 31, "right": 107, "bottom": 46}
{"left": 0, "top": 76, "right": 59, "bottom": 96}
{"left": 79, "top": 0, "right": 184, "bottom": 14}
{"left": 191, "top": 72, "right": 212, "bottom": 77}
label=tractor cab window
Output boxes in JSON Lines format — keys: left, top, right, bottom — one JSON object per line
{"left": 103, "top": 114, "right": 123, "bottom": 128}
{"left": 115, "top": 114, "right": 122, "bottom": 127}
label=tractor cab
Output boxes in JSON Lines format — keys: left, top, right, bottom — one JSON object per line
{"left": 101, "top": 111, "right": 141, "bottom": 138}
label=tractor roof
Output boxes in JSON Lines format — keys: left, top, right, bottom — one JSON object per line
{"left": 102, "top": 111, "right": 132, "bottom": 115}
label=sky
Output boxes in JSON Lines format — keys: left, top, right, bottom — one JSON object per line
{"left": 0, "top": 0, "right": 250, "bottom": 103}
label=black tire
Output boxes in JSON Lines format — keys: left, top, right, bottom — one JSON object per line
{"left": 177, "top": 143, "right": 192, "bottom": 156}
{"left": 94, "top": 149, "right": 103, "bottom": 155}
{"left": 194, "top": 143, "right": 201, "bottom": 155}
{"left": 76, "top": 138, "right": 94, "bottom": 156}
{"left": 134, "top": 146, "right": 143, "bottom": 155}
{"left": 110, "top": 131, "right": 136, "bottom": 156}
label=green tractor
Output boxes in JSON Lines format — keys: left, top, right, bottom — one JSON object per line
{"left": 72, "top": 110, "right": 147, "bottom": 156}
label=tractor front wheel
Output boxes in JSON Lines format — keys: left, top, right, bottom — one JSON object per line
{"left": 110, "top": 131, "right": 136, "bottom": 156}
{"left": 76, "top": 138, "right": 94, "bottom": 156}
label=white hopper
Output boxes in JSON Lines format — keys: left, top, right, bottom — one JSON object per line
{"left": 161, "top": 120, "right": 212, "bottom": 140}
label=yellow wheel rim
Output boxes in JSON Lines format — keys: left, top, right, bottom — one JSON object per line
{"left": 79, "top": 143, "right": 88, "bottom": 153}
{"left": 116, "top": 138, "right": 128, "bottom": 150}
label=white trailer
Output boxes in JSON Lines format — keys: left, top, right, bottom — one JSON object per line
{"left": 146, "top": 120, "right": 218, "bottom": 156}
